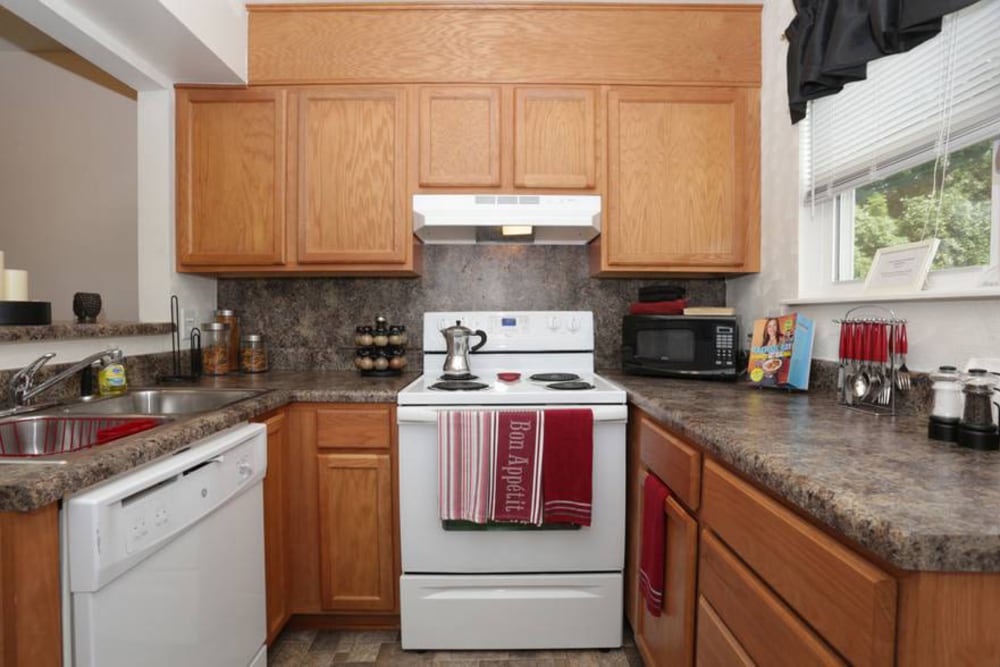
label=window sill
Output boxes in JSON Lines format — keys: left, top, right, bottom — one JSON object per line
{"left": 783, "top": 288, "right": 1000, "bottom": 306}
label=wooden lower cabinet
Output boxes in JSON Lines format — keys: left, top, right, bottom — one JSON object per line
{"left": 634, "top": 480, "right": 698, "bottom": 667}
{"left": 627, "top": 407, "right": 701, "bottom": 667}
{"left": 0, "top": 504, "right": 61, "bottom": 667}
{"left": 698, "top": 529, "right": 845, "bottom": 666}
{"left": 317, "top": 452, "right": 395, "bottom": 611}
{"left": 283, "top": 403, "right": 400, "bottom": 625}
{"left": 255, "top": 408, "right": 291, "bottom": 644}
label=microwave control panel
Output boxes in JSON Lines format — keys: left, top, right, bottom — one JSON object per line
{"left": 714, "top": 325, "right": 736, "bottom": 367}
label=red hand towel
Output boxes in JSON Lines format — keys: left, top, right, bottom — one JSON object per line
{"left": 542, "top": 409, "right": 594, "bottom": 526}
{"left": 438, "top": 411, "right": 494, "bottom": 523}
{"left": 638, "top": 473, "right": 670, "bottom": 616}
{"left": 492, "top": 411, "right": 544, "bottom": 525}
{"left": 628, "top": 299, "right": 687, "bottom": 315}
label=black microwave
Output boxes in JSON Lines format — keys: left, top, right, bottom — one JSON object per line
{"left": 622, "top": 315, "right": 739, "bottom": 379}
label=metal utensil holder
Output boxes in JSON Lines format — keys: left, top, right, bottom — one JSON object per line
{"left": 833, "top": 304, "right": 905, "bottom": 416}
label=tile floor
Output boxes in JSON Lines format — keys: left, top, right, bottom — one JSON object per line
{"left": 268, "top": 628, "right": 643, "bottom": 666}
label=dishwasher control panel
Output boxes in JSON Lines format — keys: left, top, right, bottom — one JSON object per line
{"left": 66, "top": 423, "right": 267, "bottom": 593}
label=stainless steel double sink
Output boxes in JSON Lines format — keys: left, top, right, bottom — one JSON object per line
{"left": 0, "top": 388, "right": 264, "bottom": 460}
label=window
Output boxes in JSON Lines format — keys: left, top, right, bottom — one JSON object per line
{"left": 801, "top": 0, "right": 1000, "bottom": 298}
{"left": 839, "top": 137, "right": 998, "bottom": 281}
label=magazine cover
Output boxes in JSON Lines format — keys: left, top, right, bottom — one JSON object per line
{"left": 747, "top": 313, "right": 815, "bottom": 390}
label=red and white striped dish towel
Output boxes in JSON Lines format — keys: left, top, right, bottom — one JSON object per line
{"left": 438, "top": 410, "right": 496, "bottom": 523}
{"left": 438, "top": 410, "right": 546, "bottom": 525}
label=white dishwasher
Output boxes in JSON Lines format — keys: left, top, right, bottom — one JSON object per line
{"left": 62, "top": 422, "right": 268, "bottom": 667}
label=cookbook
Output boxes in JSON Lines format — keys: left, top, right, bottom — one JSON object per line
{"left": 747, "top": 313, "right": 814, "bottom": 390}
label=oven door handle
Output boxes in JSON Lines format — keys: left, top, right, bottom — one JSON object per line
{"left": 396, "top": 405, "right": 628, "bottom": 423}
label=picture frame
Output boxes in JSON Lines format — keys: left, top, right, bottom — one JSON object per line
{"left": 863, "top": 238, "right": 941, "bottom": 295}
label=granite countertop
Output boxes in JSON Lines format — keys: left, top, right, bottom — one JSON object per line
{"left": 0, "top": 321, "right": 173, "bottom": 342}
{"left": 0, "top": 371, "right": 416, "bottom": 513}
{"left": 603, "top": 371, "right": 1000, "bottom": 573}
{"left": 3, "top": 368, "right": 999, "bottom": 573}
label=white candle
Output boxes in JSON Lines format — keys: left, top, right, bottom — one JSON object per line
{"left": 3, "top": 269, "right": 28, "bottom": 301}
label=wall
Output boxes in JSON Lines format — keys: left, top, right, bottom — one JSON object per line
{"left": 726, "top": 1, "right": 1000, "bottom": 373}
{"left": 0, "top": 50, "right": 138, "bottom": 321}
{"left": 219, "top": 245, "right": 727, "bottom": 371}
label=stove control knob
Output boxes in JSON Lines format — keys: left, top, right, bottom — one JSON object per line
{"left": 547, "top": 316, "right": 560, "bottom": 331}
{"left": 568, "top": 317, "right": 581, "bottom": 332}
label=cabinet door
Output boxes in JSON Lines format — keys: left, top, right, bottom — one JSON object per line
{"left": 255, "top": 409, "right": 289, "bottom": 644}
{"left": 418, "top": 86, "right": 501, "bottom": 187}
{"left": 514, "top": 87, "right": 596, "bottom": 189}
{"left": 297, "top": 87, "right": 408, "bottom": 265}
{"left": 604, "top": 86, "right": 758, "bottom": 272}
{"left": 176, "top": 88, "right": 286, "bottom": 267}
{"left": 635, "top": 477, "right": 699, "bottom": 667}
{"left": 316, "top": 452, "right": 395, "bottom": 611}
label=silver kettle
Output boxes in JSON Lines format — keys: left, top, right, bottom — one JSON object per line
{"left": 441, "top": 321, "right": 488, "bottom": 377}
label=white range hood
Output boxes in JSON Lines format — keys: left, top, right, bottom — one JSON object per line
{"left": 412, "top": 194, "right": 601, "bottom": 244}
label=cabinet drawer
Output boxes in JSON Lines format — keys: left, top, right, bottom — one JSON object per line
{"left": 638, "top": 413, "right": 701, "bottom": 510}
{"left": 696, "top": 596, "right": 755, "bottom": 667}
{"left": 699, "top": 530, "right": 844, "bottom": 666}
{"left": 316, "top": 405, "right": 392, "bottom": 449}
{"left": 701, "top": 461, "right": 896, "bottom": 667}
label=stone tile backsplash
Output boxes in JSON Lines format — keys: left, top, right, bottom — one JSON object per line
{"left": 218, "top": 245, "right": 727, "bottom": 371}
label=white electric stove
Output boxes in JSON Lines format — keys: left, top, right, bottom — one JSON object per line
{"left": 396, "top": 311, "right": 627, "bottom": 650}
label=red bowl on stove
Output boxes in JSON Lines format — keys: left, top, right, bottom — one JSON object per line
{"left": 497, "top": 372, "right": 521, "bottom": 383}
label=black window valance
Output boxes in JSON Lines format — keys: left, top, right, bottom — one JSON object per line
{"left": 786, "top": 0, "right": 984, "bottom": 123}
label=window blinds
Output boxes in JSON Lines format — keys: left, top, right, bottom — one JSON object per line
{"left": 806, "top": 0, "right": 1000, "bottom": 203}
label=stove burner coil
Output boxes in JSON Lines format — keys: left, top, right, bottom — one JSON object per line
{"left": 440, "top": 373, "right": 478, "bottom": 381}
{"left": 529, "top": 373, "right": 581, "bottom": 382}
{"left": 546, "top": 381, "right": 595, "bottom": 391}
{"left": 430, "top": 381, "right": 490, "bottom": 391}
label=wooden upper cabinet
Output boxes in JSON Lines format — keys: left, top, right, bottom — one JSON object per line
{"left": 514, "top": 87, "right": 596, "bottom": 189}
{"left": 176, "top": 88, "right": 286, "bottom": 267}
{"left": 296, "top": 87, "right": 408, "bottom": 265}
{"left": 418, "top": 86, "right": 501, "bottom": 187}
{"left": 414, "top": 84, "right": 598, "bottom": 192}
{"left": 598, "top": 86, "right": 760, "bottom": 275}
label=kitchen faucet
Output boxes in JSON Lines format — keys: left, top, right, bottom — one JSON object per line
{"left": 7, "top": 348, "right": 121, "bottom": 409}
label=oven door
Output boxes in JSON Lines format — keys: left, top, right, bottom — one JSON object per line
{"left": 396, "top": 404, "right": 627, "bottom": 573}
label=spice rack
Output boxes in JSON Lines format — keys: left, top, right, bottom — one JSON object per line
{"left": 354, "top": 315, "right": 408, "bottom": 377}
{"left": 833, "top": 304, "right": 907, "bottom": 416}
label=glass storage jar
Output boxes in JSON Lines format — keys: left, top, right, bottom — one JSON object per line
{"left": 240, "top": 334, "right": 269, "bottom": 373}
{"left": 201, "top": 322, "right": 230, "bottom": 376}
{"left": 214, "top": 309, "right": 240, "bottom": 373}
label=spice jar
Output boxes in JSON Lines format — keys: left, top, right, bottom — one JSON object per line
{"left": 388, "top": 346, "right": 407, "bottom": 370}
{"left": 398, "top": 325, "right": 408, "bottom": 347}
{"left": 201, "top": 322, "right": 230, "bottom": 376}
{"left": 215, "top": 309, "right": 240, "bottom": 373}
{"left": 388, "top": 325, "right": 403, "bottom": 346}
{"left": 373, "top": 316, "right": 389, "bottom": 347}
{"left": 357, "top": 326, "right": 374, "bottom": 346}
{"left": 356, "top": 348, "right": 375, "bottom": 371}
{"left": 240, "top": 334, "right": 269, "bottom": 373}
{"left": 373, "top": 349, "right": 390, "bottom": 371}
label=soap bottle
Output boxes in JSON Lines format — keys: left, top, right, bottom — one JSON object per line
{"left": 98, "top": 350, "right": 128, "bottom": 396}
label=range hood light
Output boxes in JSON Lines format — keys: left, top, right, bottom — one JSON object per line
{"left": 502, "top": 225, "right": 534, "bottom": 237}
